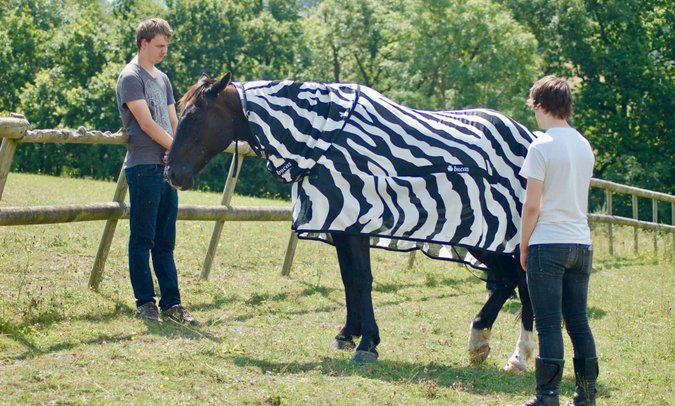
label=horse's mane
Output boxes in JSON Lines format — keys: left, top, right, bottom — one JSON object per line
{"left": 178, "top": 76, "right": 217, "bottom": 113}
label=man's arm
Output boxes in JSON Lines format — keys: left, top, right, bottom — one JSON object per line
{"left": 520, "top": 178, "right": 544, "bottom": 271}
{"left": 126, "top": 99, "right": 174, "bottom": 150}
{"left": 168, "top": 103, "right": 178, "bottom": 137}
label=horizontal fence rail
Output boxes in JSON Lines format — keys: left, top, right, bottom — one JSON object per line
{"left": 0, "top": 203, "right": 291, "bottom": 226}
{"left": 590, "top": 178, "right": 674, "bottom": 204}
{"left": 1, "top": 115, "right": 673, "bottom": 288}
{"left": 589, "top": 213, "right": 674, "bottom": 233}
{"left": 588, "top": 178, "right": 675, "bottom": 233}
{"left": 587, "top": 178, "right": 675, "bottom": 255}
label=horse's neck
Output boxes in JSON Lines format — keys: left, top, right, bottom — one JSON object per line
{"left": 234, "top": 114, "right": 254, "bottom": 145}
{"left": 224, "top": 84, "right": 254, "bottom": 144}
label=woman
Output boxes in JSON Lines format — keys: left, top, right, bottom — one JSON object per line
{"left": 519, "top": 76, "right": 598, "bottom": 406}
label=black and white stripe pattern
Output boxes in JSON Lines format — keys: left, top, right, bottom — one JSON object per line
{"left": 237, "top": 80, "right": 536, "bottom": 267}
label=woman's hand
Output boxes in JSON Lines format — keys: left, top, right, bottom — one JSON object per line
{"left": 520, "top": 246, "right": 528, "bottom": 271}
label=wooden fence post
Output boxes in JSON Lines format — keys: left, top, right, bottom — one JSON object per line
{"left": 89, "top": 160, "right": 128, "bottom": 290}
{"left": 633, "top": 194, "right": 639, "bottom": 254}
{"left": 281, "top": 233, "right": 299, "bottom": 276}
{"left": 0, "top": 115, "right": 30, "bottom": 201}
{"left": 407, "top": 251, "right": 417, "bottom": 270}
{"left": 652, "top": 200, "right": 658, "bottom": 257}
{"left": 0, "top": 138, "right": 17, "bottom": 201}
{"left": 200, "top": 150, "right": 245, "bottom": 280}
{"left": 607, "top": 190, "right": 614, "bottom": 256}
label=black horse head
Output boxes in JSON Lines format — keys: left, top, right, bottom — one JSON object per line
{"left": 165, "top": 72, "right": 250, "bottom": 190}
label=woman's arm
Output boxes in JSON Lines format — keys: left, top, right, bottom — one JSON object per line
{"left": 520, "top": 178, "right": 544, "bottom": 271}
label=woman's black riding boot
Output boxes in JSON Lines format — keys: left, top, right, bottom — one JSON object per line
{"left": 566, "top": 357, "right": 598, "bottom": 406}
{"left": 522, "top": 357, "right": 565, "bottom": 406}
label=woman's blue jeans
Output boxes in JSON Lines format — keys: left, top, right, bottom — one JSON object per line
{"left": 125, "top": 164, "right": 181, "bottom": 311}
{"left": 527, "top": 244, "right": 597, "bottom": 360}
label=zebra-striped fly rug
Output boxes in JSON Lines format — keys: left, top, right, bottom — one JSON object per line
{"left": 235, "top": 81, "right": 537, "bottom": 268}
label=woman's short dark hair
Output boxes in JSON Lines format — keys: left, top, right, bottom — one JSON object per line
{"left": 527, "top": 75, "right": 573, "bottom": 119}
{"left": 135, "top": 18, "right": 173, "bottom": 50}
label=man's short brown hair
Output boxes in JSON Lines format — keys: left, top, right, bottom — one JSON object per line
{"left": 136, "top": 18, "right": 173, "bottom": 50}
{"left": 527, "top": 75, "right": 572, "bottom": 120}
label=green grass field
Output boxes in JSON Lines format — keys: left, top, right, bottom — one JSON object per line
{"left": 0, "top": 173, "right": 673, "bottom": 405}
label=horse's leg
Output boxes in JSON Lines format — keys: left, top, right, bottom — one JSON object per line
{"left": 332, "top": 233, "right": 380, "bottom": 363}
{"left": 331, "top": 237, "right": 361, "bottom": 351}
{"left": 503, "top": 261, "right": 535, "bottom": 372}
{"left": 466, "top": 249, "right": 517, "bottom": 364}
{"left": 468, "top": 271, "right": 517, "bottom": 363}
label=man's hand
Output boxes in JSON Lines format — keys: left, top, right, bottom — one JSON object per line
{"left": 520, "top": 246, "right": 528, "bottom": 271}
{"left": 162, "top": 150, "right": 169, "bottom": 165}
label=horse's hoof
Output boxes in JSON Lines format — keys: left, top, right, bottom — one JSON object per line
{"left": 332, "top": 338, "right": 356, "bottom": 350}
{"left": 352, "top": 350, "right": 378, "bottom": 364}
{"left": 468, "top": 327, "right": 491, "bottom": 364}
{"left": 468, "top": 344, "right": 491, "bottom": 364}
{"left": 503, "top": 357, "right": 528, "bottom": 372}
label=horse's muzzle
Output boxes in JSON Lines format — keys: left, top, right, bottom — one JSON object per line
{"left": 164, "top": 164, "right": 195, "bottom": 191}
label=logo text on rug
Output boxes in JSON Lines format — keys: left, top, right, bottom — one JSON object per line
{"left": 276, "top": 161, "right": 293, "bottom": 175}
{"left": 448, "top": 165, "right": 470, "bottom": 173}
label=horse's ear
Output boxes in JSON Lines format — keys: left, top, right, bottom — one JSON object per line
{"left": 219, "top": 72, "right": 232, "bottom": 86}
{"left": 205, "top": 72, "right": 232, "bottom": 98}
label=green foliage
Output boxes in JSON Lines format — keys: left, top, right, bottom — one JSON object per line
{"left": 300, "top": 0, "right": 400, "bottom": 86}
{"left": 164, "top": 0, "right": 246, "bottom": 87}
{"left": 388, "top": 0, "right": 541, "bottom": 123}
{"left": 0, "top": 0, "right": 66, "bottom": 113}
{"left": 1, "top": 0, "right": 672, "bottom": 198}
{"left": 500, "top": 0, "right": 674, "bottom": 197}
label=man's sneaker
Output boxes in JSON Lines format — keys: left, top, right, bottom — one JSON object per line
{"left": 162, "top": 304, "right": 199, "bottom": 326}
{"left": 137, "top": 302, "right": 162, "bottom": 322}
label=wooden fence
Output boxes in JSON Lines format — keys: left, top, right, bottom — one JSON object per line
{"left": 1, "top": 115, "right": 673, "bottom": 289}
{"left": 0, "top": 114, "right": 295, "bottom": 290}
{"left": 588, "top": 179, "right": 675, "bottom": 256}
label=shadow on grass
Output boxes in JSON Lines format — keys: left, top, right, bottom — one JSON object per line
{"left": 0, "top": 317, "right": 223, "bottom": 362}
{"left": 212, "top": 289, "right": 470, "bottom": 325}
{"left": 231, "top": 354, "right": 615, "bottom": 401}
{"left": 181, "top": 270, "right": 483, "bottom": 324}
{"left": 299, "top": 283, "right": 338, "bottom": 297}
{"left": 0, "top": 315, "right": 139, "bottom": 361}
{"left": 16, "top": 300, "right": 133, "bottom": 329}
{"left": 229, "top": 354, "right": 543, "bottom": 395}
{"left": 593, "top": 255, "right": 652, "bottom": 270}
{"left": 0, "top": 290, "right": 223, "bottom": 361}
{"left": 587, "top": 306, "right": 607, "bottom": 320}
{"left": 190, "top": 274, "right": 490, "bottom": 328}
{"left": 141, "top": 319, "right": 223, "bottom": 342}
{"left": 373, "top": 281, "right": 421, "bottom": 293}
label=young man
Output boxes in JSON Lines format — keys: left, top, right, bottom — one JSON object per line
{"left": 519, "top": 76, "right": 598, "bottom": 406}
{"left": 116, "top": 18, "right": 197, "bottom": 325}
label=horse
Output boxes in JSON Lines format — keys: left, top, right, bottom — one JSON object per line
{"left": 166, "top": 72, "right": 534, "bottom": 369}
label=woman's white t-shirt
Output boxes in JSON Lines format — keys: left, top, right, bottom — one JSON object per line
{"left": 519, "top": 127, "right": 595, "bottom": 245}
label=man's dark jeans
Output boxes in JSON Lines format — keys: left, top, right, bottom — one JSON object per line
{"left": 527, "top": 243, "right": 597, "bottom": 360}
{"left": 125, "top": 164, "right": 181, "bottom": 311}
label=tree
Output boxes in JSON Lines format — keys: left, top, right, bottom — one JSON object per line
{"left": 162, "top": 0, "right": 304, "bottom": 197}
{"left": 300, "top": 0, "right": 400, "bottom": 88}
{"left": 12, "top": 0, "right": 122, "bottom": 179}
{"left": 0, "top": 0, "right": 66, "bottom": 113}
{"left": 2, "top": 0, "right": 669, "bottom": 205}
{"left": 501, "top": 0, "right": 674, "bottom": 218}
{"left": 390, "top": 0, "right": 541, "bottom": 122}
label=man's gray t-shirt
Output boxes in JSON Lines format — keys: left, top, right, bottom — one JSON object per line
{"left": 116, "top": 62, "right": 175, "bottom": 168}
